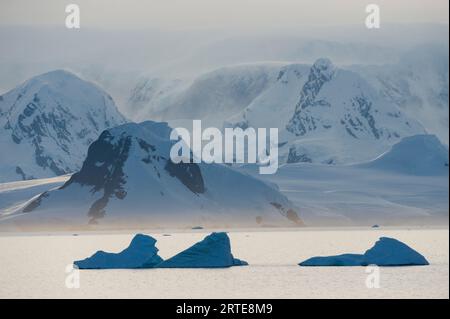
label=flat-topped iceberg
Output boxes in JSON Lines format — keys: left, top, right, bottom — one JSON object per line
{"left": 74, "top": 234, "right": 163, "bottom": 269}
{"left": 299, "top": 237, "right": 429, "bottom": 267}
{"left": 74, "top": 232, "right": 247, "bottom": 269}
{"left": 300, "top": 254, "right": 366, "bottom": 266}
{"left": 157, "top": 232, "right": 248, "bottom": 268}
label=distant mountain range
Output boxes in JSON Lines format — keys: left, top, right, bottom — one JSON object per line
{"left": 127, "top": 56, "right": 447, "bottom": 165}
{"left": 0, "top": 61, "right": 447, "bottom": 228}
{"left": 1, "top": 48, "right": 447, "bottom": 181}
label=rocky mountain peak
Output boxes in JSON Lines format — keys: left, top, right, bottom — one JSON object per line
{"left": 0, "top": 70, "right": 127, "bottom": 182}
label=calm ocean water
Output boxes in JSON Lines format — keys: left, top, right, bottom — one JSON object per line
{"left": 0, "top": 228, "right": 448, "bottom": 298}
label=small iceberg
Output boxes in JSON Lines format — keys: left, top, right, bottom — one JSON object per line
{"left": 300, "top": 254, "right": 366, "bottom": 266}
{"left": 299, "top": 237, "right": 429, "bottom": 267}
{"left": 157, "top": 232, "right": 248, "bottom": 268}
{"left": 363, "top": 237, "right": 429, "bottom": 266}
{"left": 74, "top": 232, "right": 247, "bottom": 269}
{"left": 74, "top": 234, "right": 163, "bottom": 269}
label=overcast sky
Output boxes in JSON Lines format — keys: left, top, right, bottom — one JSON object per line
{"left": 0, "top": 0, "right": 448, "bottom": 30}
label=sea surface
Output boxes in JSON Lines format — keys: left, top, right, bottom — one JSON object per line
{"left": 0, "top": 227, "right": 448, "bottom": 298}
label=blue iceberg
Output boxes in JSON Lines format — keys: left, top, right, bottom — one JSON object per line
{"left": 74, "top": 234, "right": 163, "bottom": 269}
{"left": 300, "top": 254, "right": 366, "bottom": 266}
{"left": 299, "top": 237, "right": 429, "bottom": 267}
{"left": 363, "top": 237, "right": 429, "bottom": 266}
{"left": 157, "top": 232, "right": 248, "bottom": 268}
{"left": 74, "top": 232, "right": 247, "bottom": 269}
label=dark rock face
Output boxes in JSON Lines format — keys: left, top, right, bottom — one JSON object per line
{"left": 56, "top": 124, "right": 204, "bottom": 222}
{"left": 287, "top": 147, "right": 312, "bottom": 163}
{"left": 61, "top": 130, "right": 132, "bottom": 223}
{"left": 285, "top": 58, "right": 396, "bottom": 142}
{"left": 165, "top": 160, "right": 205, "bottom": 194}
{"left": 339, "top": 96, "right": 381, "bottom": 140}
{"left": 286, "top": 59, "right": 335, "bottom": 136}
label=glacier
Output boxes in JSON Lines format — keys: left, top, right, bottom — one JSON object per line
{"left": 299, "top": 237, "right": 429, "bottom": 266}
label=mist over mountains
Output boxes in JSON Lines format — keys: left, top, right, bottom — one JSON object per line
{"left": 0, "top": 23, "right": 448, "bottom": 227}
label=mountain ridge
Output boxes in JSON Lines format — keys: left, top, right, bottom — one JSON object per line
{"left": 3, "top": 120, "right": 303, "bottom": 229}
{"left": 0, "top": 70, "right": 127, "bottom": 182}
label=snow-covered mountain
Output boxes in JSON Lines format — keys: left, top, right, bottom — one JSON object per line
{"left": 0, "top": 70, "right": 127, "bottom": 182}
{"left": 227, "top": 59, "right": 425, "bottom": 164}
{"left": 128, "top": 64, "right": 281, "bottom": 127}
{"left": 358, "top": 134, "right": 449, "bottom": 176}
{"left": 1, "top": 121, "right": 303, "bottom": 229}
{"left": 126, "top": 76, "right": 186, "bottom": 121}
{"left": 225, "top": 63, "right": 310, "bottom": 130}
{"left": 352, "top": 45, "right": 449, "bottom": 145}
{"left": 282, "top": 58, "right": 425, "bottom": 164}
{"left": 125, "top": 55, "right": 447, "bottom": 165}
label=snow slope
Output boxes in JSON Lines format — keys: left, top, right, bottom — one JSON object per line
{"left": 0, "top": 175, "right": 69, "bottom": 218}
{"left": 132, "top": 58, "right": 430, "bottom": 166}
{"left": 126, "top": 76, "right": 187, "bottom": 121}
{"left": 144, "top": 64, "right": 281, "bottom": 127}
{"left": 244, "top": 138, "right": 448, "bottom": 226}
{"left": 2, "top": 132, "right": 447, "bottom": 227}
{"left": 358, "top": 134, "right": 449, "bottom": 176}
{"left": 225, "top": 63, "right": 310, "bottom": 130}
{"left": 0, "top": 121, "right": 303, "bottom": 229}
{"left": 230, "top": 58, "right": 425, "bottom": 164}
{"left": 353, "top": 45, "right": 449, "bottom": 145}
{"left": 0, "top": 70, "right": 127, "bottom": 182}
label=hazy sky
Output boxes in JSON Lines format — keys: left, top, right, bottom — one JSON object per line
{"left": 0, "top": 0, "right": 448, "bottom": 30}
